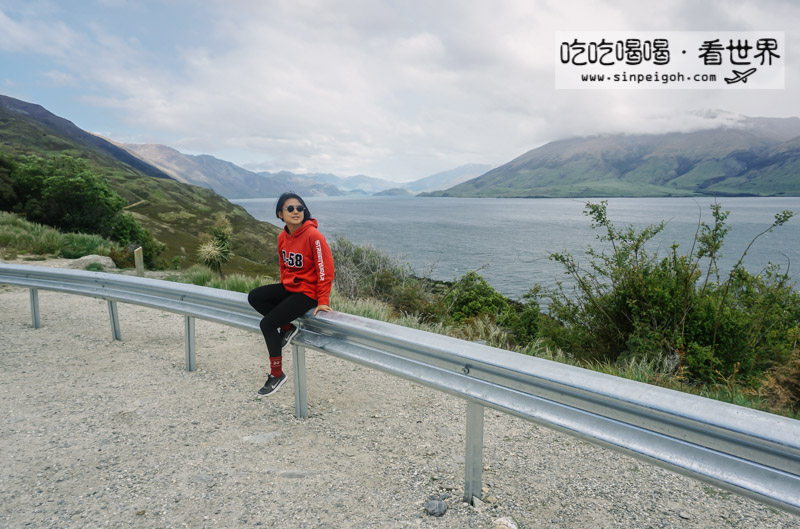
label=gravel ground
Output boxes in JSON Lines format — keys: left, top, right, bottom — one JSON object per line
{"left": 1, "top": 261, "right": 799, "bottom": 529}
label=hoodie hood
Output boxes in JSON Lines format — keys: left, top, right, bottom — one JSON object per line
{"left": 284, "top": 218, "right": 319, "bottom": 237}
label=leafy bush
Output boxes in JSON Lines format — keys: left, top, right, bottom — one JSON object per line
{"left": 11, "top": 155, "right": 125, "bottom": 236}
{"left": 540, "top": 201, "right": 798, "bottom": 386}
{"left": 444, "top": 270, "right": 509, "bottom": 321}
{"left": 499, "top": 287, "right": 542, "bottom": 346}
{"left": 3, "top": 155, "right": 164, "bottom": 267}
{"left": 110, "top": 212, "right": 166, "bottom": 268}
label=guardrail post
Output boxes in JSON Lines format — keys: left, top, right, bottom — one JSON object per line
{"left": 29, "top": 288, "right": 41, "bottom": 329}
{"left": 185, "top": 316, "right": 196, "bottom": 371}
{"left": 107, "top": 300, "right": 121, "bottom": 341}
{"left": 292, "top": 343, "right": 308, "bottom": 418}
{"left": 464, "top": 401, "right": 485, "bottom": 505}
{"left": 134, "top": 246, "right": 144, "bottom": 277}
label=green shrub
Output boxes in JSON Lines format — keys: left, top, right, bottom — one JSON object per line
{"left": 110, "top": 212, "right": 166, "bottom": 269}
{"left": 10, "top": 155, "right": 125, "bottom": 236}
{"left": 540, "top": 200, "right": 797, "bottom": 386}
{"left": 499, "top": 286, "right": 542, "bottom": 346}
{"left": 444, "top": 270, "right": 510, "bottom": 322}
{"left": 4, "top": 155, "right": 164, "bottom": 266}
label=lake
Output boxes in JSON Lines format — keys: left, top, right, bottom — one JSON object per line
{"left": 233, "top": 196, "right": 800, "bottom": 300}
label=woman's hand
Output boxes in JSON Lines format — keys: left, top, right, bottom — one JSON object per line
{"left": 313, "top": 304, "right": 331, "bottom": 316}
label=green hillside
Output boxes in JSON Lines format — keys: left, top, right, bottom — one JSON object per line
{"left": 426, "top": 120, "right": 800, "bottom": 198}
{"left": 0, "top": 98, "right": 281, "bottom": 276}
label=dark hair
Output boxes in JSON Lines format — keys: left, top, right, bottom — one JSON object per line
{"left": 275, "top": 192, "right": 312, "bottom": 223}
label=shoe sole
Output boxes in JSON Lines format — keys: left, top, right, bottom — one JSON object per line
{"left": 281, "top": 326, "right": 301, "bottom": 348}
{"left": 256, "top": 376, "right": 287, "bottom": 398}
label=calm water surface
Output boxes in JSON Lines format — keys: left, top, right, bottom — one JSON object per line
{"left": 234, "top": 196, "right": 800, "bottom": 300}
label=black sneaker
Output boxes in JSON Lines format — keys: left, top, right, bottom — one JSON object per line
{"left": 280, "top": 324, "right": 300, "bottom": 349}
{"left": 257, "top": 374, "right": 287, "bottom": 397}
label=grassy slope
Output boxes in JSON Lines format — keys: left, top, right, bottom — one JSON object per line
{"left": 427, "top": 130, "right": 800, "bottom": 198}
{"left": 0, "top": 106, "right": 280, "bottom": 276}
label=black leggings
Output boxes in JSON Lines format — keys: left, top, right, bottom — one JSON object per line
{"left": 247, "top": 284, "right": 317, "bottom": 357}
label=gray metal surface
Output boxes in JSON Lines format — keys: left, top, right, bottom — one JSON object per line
{"left": 29, "top": 288, "right": 40, "bottom": 329}
{"left": 465, "top": 402, "right": 485, "bottom": 503}
{"left": 292, "top": 344, "right": 309, "bottom": 419}
{"left": 108, "top": 300, "right": 121, "bottom": 341}
{"left": 2, "top": 263, "right": 799, "bottom": 514}
{"left": 185, "top": 316, "right": 196, "bottom": 372}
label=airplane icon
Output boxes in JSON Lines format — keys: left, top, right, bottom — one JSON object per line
{"left": 725, "top": 68, "right": 757, "bottom": 84}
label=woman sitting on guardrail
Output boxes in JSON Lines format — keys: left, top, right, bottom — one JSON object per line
{"left": 247, "top": 192, "right": 334, "bottom": 397}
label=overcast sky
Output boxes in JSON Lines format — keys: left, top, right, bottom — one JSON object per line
{"left": 1, "top": 0, "right": 798, "bottom": 182}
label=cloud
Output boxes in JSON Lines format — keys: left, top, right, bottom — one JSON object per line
{"left": 1, "top": 0, "right": 798, "bottom": 180}
{"left": 0, "top": 8, "right": 80, "bottom": 57}
{"left": 42, "top": 70, "right": 79, "bottom": 87}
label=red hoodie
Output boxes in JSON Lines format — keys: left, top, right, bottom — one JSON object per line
{"left": 277, "top": 218, "right": 335, "bottom": 306}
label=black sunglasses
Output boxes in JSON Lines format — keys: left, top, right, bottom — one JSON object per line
{"left": 284, "top": 205, "right": 305, "bottom": 213}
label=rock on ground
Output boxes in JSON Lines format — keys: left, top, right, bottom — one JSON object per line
{"left": 67, "top": 255, "right": 117, "bottom": 270}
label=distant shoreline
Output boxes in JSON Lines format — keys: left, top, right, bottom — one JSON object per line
{"left": 235, "top": 196, "right": 800, "bottom": 299}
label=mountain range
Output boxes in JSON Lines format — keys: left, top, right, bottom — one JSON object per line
{"left": 0, "top": 93, "right": 489, "bottom": 274}
{"left": 116, "top": 143, "right": 344, "bottom": 198}
{"left": 118, "top": 143, "right": 486, "bottom": 198}
{"left": 2, "top": 91, "right": 798, "bottom": 220}
{"left": 425, "top": 115, "right": 800, "bottom": 198}
{"left": 403, "top": 163, "right": 493, "bottom": 193}
{"left": 118, "top": 112, "right": 800, "bottom": 200}
{"left": 0, "top": 94, "right": 282, "bottom": 275}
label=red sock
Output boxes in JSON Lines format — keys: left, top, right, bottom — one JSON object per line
{"left": 270, "top": 356, "right": 283, "bottom": 378}
{"left": 279, "top": 324, "right": 292, "bottom": 332}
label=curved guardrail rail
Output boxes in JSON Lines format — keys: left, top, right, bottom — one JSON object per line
{"left": 1, "top": 262, "right": 799, "bottom": 515}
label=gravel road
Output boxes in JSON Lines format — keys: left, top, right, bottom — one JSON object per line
{"left": 1, "top": 260, "right": 799, "bottom": 529}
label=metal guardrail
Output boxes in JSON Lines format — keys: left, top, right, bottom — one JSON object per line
{"left": 1, "top": 262, "right": 799, "bottom": 515}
